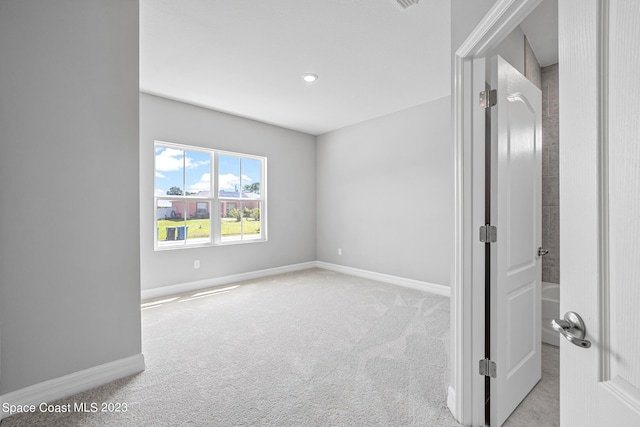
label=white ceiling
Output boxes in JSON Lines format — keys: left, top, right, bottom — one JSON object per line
{"left": 140, "top": 0, "right": 451, "bottom": 135}
{"left": 140, "top": 0, "right": 558, "bottom": 136}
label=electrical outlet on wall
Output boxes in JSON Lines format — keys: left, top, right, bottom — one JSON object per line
{"left": 338, "top": 248, "right": 342, "bottom": 256}
{"left": 194, "top": 260, "right": 200, "bottom": 269}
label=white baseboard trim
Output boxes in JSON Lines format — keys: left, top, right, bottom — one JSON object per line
{"left": 141, "top": 261, "right": 317, "bottom": 301}
{"left": 315, "top": 261, "right": 450, "bottom": 297}
{"left": 142, "top": 261, "right": 449, "bottom": 300}
{"left": 0, "top": 353, "right": 145, "bottom": 420}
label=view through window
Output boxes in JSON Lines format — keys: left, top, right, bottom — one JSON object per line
{"left": 154, "top": 142, "right": 266, "bottom": 249}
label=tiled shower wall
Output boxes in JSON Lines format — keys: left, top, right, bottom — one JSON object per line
{"left": 542, "top": 64, "right": 559, "bottom": 284}
{"left": 523, "top": 37, "right": 559, "bottom": 284}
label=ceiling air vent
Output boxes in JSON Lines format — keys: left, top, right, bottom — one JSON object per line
{"left": 395, "top": 0, "right": 421, "bottom": 10}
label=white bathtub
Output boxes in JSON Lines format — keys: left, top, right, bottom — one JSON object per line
{"left": 541, "top": 282, "right": 560, "bottom": 346}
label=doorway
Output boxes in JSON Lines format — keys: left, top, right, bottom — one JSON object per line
{"left": 449, "top": 0, "right": 560, "bottom": 425}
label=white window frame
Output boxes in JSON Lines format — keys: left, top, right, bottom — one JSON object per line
{"left": 154, "top": 141, "right": 267, "bottom": 250}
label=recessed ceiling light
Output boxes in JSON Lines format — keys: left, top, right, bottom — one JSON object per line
{"left": 302, "top": 73, "right": 318, "bottom": 83}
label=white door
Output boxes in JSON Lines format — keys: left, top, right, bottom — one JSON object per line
{"left": 489, "top": 55, "right": 542, "bottom": 427}
{"left": 559, "top": 0, "right": 640, "bottom": 425}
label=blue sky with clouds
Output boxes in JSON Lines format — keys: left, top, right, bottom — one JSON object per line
{"left": 155, "top": 146, "right": 260, "bottom": 196}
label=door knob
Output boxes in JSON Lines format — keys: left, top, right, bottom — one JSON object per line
{"left": 538, "top": 247, "right": 549, "bottom": 257}
{"left": 551, "top": 311, "right": 591, "bottom": 348}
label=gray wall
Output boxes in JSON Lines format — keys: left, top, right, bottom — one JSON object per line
{"left": 491, "top": 26, "right": 526, "bottom": 75}
{"left": 451, "top": 0, "right": 498, "bottom": 56}
{"left": 140, "top": 94, "right": 317, "bottom": 291}
{"left": 316, "top": 98, "right": 452, "bottom": 286}
{"left": 491, "top": 27, "right": 543, "bottom": 90}
{"left": 525, "top": 36, "right": 542, "bottom": 89}
{"left": 0, "top": 0, "right": 141, "bottom": 393}
{"left": 541, "top": 63, "right": 559, "bottom": 284}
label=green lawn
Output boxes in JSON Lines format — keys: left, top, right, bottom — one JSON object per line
{"left": 220, "top": 218, "right": 260, "bottom": 237}
{"left": 157, "top": 218, "right": 260, "bottom": 240}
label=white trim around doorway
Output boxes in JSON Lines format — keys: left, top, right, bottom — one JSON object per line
{"left": 449, "top": 0, "right": 542, "bottom": 425}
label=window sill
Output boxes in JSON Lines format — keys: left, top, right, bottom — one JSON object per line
{"left": 154, "top": 237, "right": 267, "bottom": 251}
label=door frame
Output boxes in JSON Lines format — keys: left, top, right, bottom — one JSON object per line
{"left": 448, "top": 0, "right": 542, "bottom": 425}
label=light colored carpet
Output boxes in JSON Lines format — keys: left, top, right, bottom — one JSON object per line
{"left": 1, "top": 268, "right": 459, "bottom": 426}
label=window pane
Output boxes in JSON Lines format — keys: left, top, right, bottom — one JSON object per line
{"left": 154, "top": 143, "right": 265, "bottom": 250}
{"left": 220, "top": 201, "right": 241, "bottom": 242}
{"left": 157, "top": 200, "right": 185, "bottom": 247}
{"left": 185, "top": 200, "right": 210, "bottom": 244}
{"left": 155, "top": 146, "right": 184, "bottom": 196}
{"left": 241, "top": 158, "right": 261, "bottom": 197}
{"left": 218, "top": 155, "right": 240, "bottom": 198}
{"left": 220, "top": 201, "right": 261, "bottom": 242}
{"left": 241, "top": 201, "right": 261, "bottom": 240}
{"left": 185, "top": 150, "right": 211, "bottom": 196}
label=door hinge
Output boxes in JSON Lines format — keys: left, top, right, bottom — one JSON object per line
{"left": 480, "top": 89, "right": 497, "bottom": 109}
{"left": 479, "top": 358, "right": 497, "bottom": 378}
{"left": 479, "top": 224, "right": 497, "bottom": 243}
